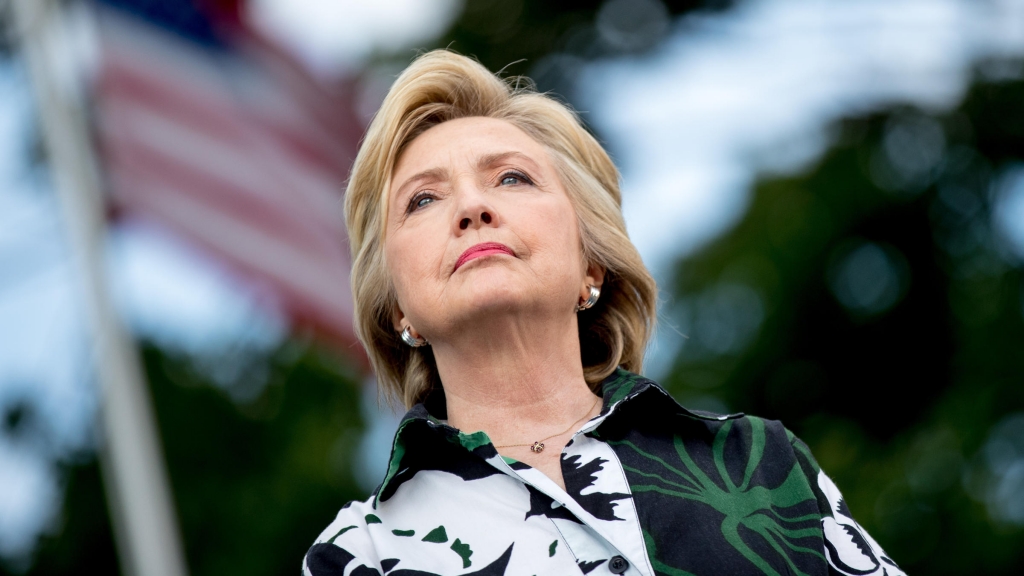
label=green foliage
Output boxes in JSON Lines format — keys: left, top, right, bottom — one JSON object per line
{"left": 154, "top": 341, "right": 366, "bottom": 576}
{"left": 4, "top": 339, "right": 366, "bottom": 576}
{"left": 661, "top": 71, "right": 1024, "bottom": 574}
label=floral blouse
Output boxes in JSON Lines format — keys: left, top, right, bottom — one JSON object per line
{"left": 304, "top": 369, "right": 905, "bottom": 576}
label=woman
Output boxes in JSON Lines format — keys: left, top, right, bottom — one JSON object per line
{"left": 305, "top": 50, "right": 903, "bottom": 576}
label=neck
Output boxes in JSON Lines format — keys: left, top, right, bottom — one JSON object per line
{"left": 431, "top": 313, "right": 600, "bottom": 444}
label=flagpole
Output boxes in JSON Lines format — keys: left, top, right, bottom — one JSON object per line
{"left": 9, "top": 2, "right": 189, "bottom": 576}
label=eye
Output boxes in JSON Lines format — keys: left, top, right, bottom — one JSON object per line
{"left": 407, "top": 193, "right": 436, "bottom": 213}
{"left": 499, "top": 170, "right": 532, "bottom": 187}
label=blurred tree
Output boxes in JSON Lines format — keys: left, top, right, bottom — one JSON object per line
{"left": 437, "top": 0, "right": 735, "bottom": 97}
{"left": 661, "top": 66, "right": 1024, "bottom": 574}
{"left": 2, "top": 339, "right": 366, "bottom": 576}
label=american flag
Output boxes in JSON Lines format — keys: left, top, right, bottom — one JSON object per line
{"left": 91, "top": 0, "right": 364, "bottom": 354}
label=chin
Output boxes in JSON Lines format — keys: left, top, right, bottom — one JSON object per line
{"left": 445, "top": 264, "right": 572, "bottom": 324}
{"left": 451, "top": 270, "right": 532, "bottom": 316}
{"left": 466, "top": 278, "right": 525, "bottom": 310}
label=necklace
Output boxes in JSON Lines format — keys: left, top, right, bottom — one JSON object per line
{"left": 493, "top": 396, "right": 601, "bottom": 454}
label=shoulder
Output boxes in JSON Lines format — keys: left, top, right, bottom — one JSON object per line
{"left": 648, "top": 408, "right": 808, "bottom": 474}
{"left": 607, "top": 371, "right": 802, "bottom": 445}
{"left": 303, "top": 498, "right": 382, "bottom": 576}
{"left": 598, "top": 374, "right": 816, "bottom": 490}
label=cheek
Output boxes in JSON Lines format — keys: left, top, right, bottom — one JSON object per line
{"left": 385, "top": 226, "right": 445, "bottom": 299}
{"left": 517, "top": 197, "right": 584, "bottom": 272}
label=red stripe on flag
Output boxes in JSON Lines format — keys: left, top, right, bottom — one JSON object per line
{"left": 92, "top": 6, "right": 366, "bottom": 353}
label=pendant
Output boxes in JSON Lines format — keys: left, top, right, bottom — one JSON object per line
{"left": 530, "top": 441, "right": 545, "bottom": 453}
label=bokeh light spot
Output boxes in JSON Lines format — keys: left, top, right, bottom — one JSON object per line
{"left": 827, "top": 240, "right": 910, "bottom": 318}
{"left": 694, "top": 283, "right": 765, "bottom": 355}
{"left": 992, "top": 164, "right": 1024, "bottom": 262}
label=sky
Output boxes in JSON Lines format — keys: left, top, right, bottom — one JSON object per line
{"left": 247, "top": 0, "right": 463, "bottom": 77}
{"left": 0, "top": 61, "right": 93, "bottom": 560}
{"left": 2, "top": 0, "right": 1024, "bottom": 562}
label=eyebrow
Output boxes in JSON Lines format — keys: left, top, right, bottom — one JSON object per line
{"left": 392, "top": 150, "right": 541, "bottom": 204}
{"left": 393, "top": 166, "right": 450, "bottom": 203}
{"left": 476, "top": 151, "right": 536, "bottom": 171}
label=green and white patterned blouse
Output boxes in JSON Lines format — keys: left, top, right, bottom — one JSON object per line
{"left": 304, "top": 369, "right": 905, "bottom": 576}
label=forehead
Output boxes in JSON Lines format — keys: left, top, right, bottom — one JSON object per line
{"left": 392, "top": 117, "right": 546, "bottom": 179}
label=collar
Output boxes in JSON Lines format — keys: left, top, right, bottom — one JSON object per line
{"left": 373, "top": 368, "right": 744, "bottom": 507}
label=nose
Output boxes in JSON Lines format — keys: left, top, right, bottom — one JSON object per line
{"left": 453, "top": 184, "right": 499, "bottom": 233}
{"left": 459, "top": 211, "right": 492, "bottom": 230}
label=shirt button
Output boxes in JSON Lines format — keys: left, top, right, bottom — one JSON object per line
{"left": 608, "top": 555, "right": 629, "bottom": 574}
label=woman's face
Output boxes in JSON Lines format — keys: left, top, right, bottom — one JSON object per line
{"left": 385, "top": 116, "right": 599, "bottom": 340}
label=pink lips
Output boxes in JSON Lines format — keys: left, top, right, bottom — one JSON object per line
{"left": 454, "top": 242, "right": 514, "bottom": 271}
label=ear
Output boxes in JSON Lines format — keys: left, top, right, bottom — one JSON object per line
{"left": 391, "top": 303, "right": 408, "bottom": 333}
{"left": 391, "top": 304, "right": 426, "bottom": 340}
{"left": 583, "top": 262, "right": 605, "bottom": 293}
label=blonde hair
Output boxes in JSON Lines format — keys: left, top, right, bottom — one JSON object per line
{"left": 345, "top": 50, "right": 657, "bottom": 408}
